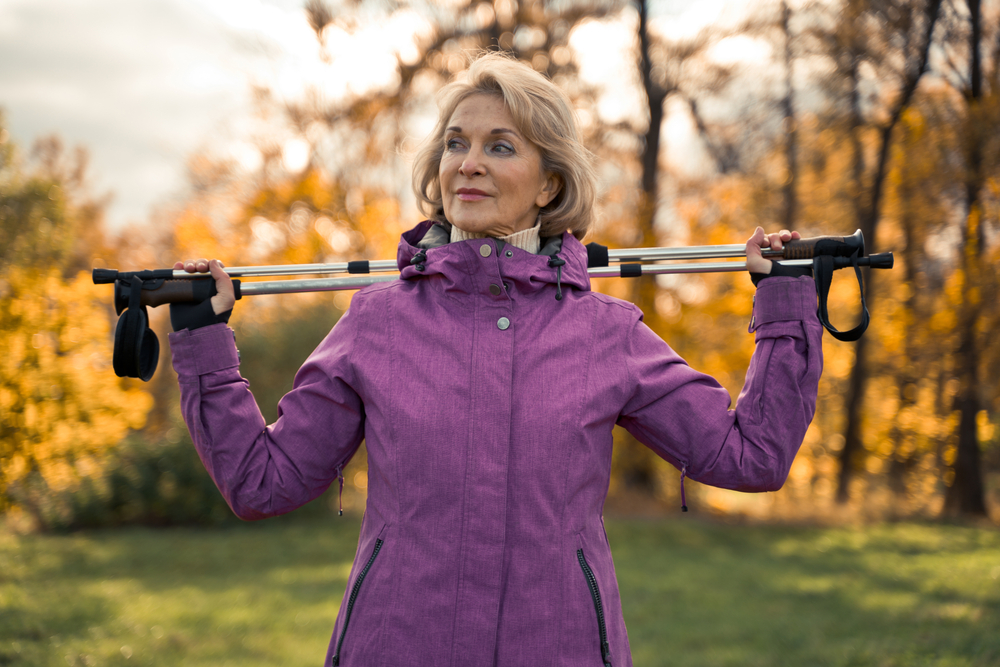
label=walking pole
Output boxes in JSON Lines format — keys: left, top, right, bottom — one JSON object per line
{"left": 93, "top": 229, "right": 883, "bottom": 296}
{"left": 93, "top": 230, "right": 893, "bottom": 379}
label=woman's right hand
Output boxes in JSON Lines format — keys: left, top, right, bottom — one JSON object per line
{"left": 174, "top": 258, "right": 235, "bottom": 315}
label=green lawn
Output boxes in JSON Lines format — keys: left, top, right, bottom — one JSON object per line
{"left": 2, "top": 514, "right": 998, "bottom": 666}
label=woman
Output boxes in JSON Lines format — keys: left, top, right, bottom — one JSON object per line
{"left": 170, "top": 53, "right": 822, "bottom": 667}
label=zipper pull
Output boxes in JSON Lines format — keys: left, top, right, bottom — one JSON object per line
{"left": 680, "top": 465, "right": 688, "bottom": 513}
{"left": 336, "top": 465, "right": 344, "bottom": 516}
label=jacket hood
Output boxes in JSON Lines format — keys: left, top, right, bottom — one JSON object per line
{"left": 396, "top": 220, "right": 591, "bottom": 298}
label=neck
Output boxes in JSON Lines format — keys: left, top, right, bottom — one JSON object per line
{"left": 450, "top": 223, "right": 541, "bottom": 254}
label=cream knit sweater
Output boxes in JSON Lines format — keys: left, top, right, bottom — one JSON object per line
{"left": 449, "top": 223, "right": 541, "bottom": 254}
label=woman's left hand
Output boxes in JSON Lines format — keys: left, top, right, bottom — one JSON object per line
{"left": 745, "top": 227, "right": 801, "bottom": 275}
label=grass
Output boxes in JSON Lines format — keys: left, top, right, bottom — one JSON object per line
{"left": 2, "top": 514, "right": 999, "bottom": 666}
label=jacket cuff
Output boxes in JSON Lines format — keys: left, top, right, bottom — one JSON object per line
{"left": 168, "top": 323, "right": 240, "bottom": 376}
{"left": 749, "top": 276, "right": 816, "bottom": 332}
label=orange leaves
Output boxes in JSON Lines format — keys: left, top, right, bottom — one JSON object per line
{"left": 0, "top": 267, "right": 152, "bottom": 513}
{"left": 173, "top": 210, "right": 223, "bottom": 262}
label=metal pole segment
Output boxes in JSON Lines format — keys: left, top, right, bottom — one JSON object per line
{"left": 239, "top": 274, "right": 399, "bottom": 295}
{"left": 590, "top": 258, "right": 812, "bottom": 277}
{"left": 234, "top": 259, "right": 815, "bottom": 295}
{"left": 167, "top": 245, "right": 784, "bottom": 280}
{"left": 607, "top": 245, "right": 783, "bottom": 262}
{"left": 171, "top": 259, "right": 401, "bottom": 279}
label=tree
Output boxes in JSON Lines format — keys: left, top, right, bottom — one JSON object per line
{"left": 939, "top": 0, "right": 999, "bottom": 516}
{"left": 0, "top": 118, "right": 152, "bottom": 522}
{"left": 802, "top": 0, "right": 943, "bottom": 503}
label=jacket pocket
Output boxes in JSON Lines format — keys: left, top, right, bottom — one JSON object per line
{"left": 331, "top": 538, "right": 384, "bottom": 666}
{"left": 577, "top": 548, "right": 613, "bottom": 667}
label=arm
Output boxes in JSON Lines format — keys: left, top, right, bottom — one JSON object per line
{"left": 617, "top": 276, "right": 823, "bottom": 492}
{"left": 168, "top": 306, "right": 366, "bottom": 520}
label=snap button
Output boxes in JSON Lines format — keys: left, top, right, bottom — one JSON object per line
{"left": 505, "top": 250, "right": 513, "bottom": 258}
{"left": 497, "top": 317, "right": 510, "bottom": 330}
{"left": 489, "top": 284, "right": 502, "bottom": 296}
{"left": 480, "top": 244, "right": 492, "bottom": 258}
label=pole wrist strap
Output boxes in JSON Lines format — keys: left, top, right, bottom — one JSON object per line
{"left": 813, "top": 251, "right": 870, "bottom": 342}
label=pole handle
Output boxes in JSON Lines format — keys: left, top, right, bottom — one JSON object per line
{"left": 782, "top": 229, "right": 865, "bottom": 260}
{"left": 113, "top": 277, "right": 242, "bottom": 314}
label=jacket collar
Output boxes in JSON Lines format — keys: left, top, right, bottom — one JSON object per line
{"left": 396, "top": 220, "right": 591, "bottom": 297}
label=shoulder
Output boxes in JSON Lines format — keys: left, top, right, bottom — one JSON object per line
{"left": 347, "top": 278, "right": 402, "bottom": 313}
{"left": 560, "top": 291, "right": 645, "bottom": 356}
{"left": 577, "top": 290, "right": 644, "bottom": 327}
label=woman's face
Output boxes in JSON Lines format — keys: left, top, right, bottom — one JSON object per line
{"left": 439, "top": 94, "right": 560, "bottom": 237}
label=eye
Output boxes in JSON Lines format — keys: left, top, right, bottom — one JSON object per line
{"left": 491, "top": 142, "right": 515, "bottom": 155}
{"left": 445, "top": 137, "right": 466, "bottom": 151}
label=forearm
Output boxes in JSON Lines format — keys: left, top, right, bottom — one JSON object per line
{"left": 703, "top": 276, "right": 823, "bottom": 490}
{"left": 170, "top": 324, "right": 363, "bottom": 519}
{"left": 620, "top": 276, "right": 822, "bottom": 492}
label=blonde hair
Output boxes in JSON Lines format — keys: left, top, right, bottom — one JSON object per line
{"left": 412, "top": 52, "right": 596, "bottom": 240}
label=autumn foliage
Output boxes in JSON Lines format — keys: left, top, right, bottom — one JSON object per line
{"left": 0, "top": 129, "right": 153, "bottom": 525}
{"left": 1, "top": 0, "right": 999, "bottom": 528}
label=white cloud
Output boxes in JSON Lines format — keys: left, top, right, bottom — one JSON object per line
{"left": 707, "top": 35, "right": 773, "bottom": 66}
{"left": 0, "top": 0, "right": 430, "bottom": 231}
{"left": 0, "top": 0, "right": 270, "bottom": 229}
{"left": 0, "top": 0, "right": 775, "bottom": 233}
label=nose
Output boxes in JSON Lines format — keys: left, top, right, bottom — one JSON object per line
{"left": 459, "top": 155, "right": 484, "bottom": 177}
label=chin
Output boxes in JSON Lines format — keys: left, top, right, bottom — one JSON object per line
{"left": 450, "top": 218, "right": 506, "bottom": 237}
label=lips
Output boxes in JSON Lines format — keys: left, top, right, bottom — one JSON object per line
{"left": 456, "top": 188, "right": 489, "bottom": 201}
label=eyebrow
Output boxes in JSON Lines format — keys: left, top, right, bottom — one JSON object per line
{"left": 446, "top": 126, "right": 521, "bottom": 138}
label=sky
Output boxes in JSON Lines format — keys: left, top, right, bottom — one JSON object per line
{"left": 0, "top": 0, "right": 769, "bottom": 231}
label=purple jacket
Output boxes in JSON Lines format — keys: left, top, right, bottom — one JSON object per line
{"left": 169, "top": 220, "right": 823, "bottom": 666}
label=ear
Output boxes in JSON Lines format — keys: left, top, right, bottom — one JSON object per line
{"left": 535, "top": 172, "right": 563, "bottom": 209}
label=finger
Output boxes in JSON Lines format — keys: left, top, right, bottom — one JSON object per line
{"left": 208, "top": 260, "right": 236, "bottom": 315}
{"left": 779, "top": 229, "right": 792, "bottom": 242}
{"left": 790, "top": 230, "right": 801, "bottom": 240}
{"left": 767, "top": 232, "right": 784, "bottom": 251}
{"left": 210, "top": 260, "right": 234, "bottom": 298}
{"left": 173, "top": 261, "right": 184, "bottom": 270}
{"left": 745, "top": 227, "right": 771, "bottom": 275}
{"left": 209, "top": 259, "right": 230, "bottom": 284}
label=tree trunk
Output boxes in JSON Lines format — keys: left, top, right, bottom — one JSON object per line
{"left": 943, "top": 0, "right": 987, "bottom": 515}
{"left": 888, "top": 123, "right": 926, "bottom": 500}
{"left": 637, "top": 0, "right": 666, "bottom": 203}
{"left": 835, "top": 0, "right": 941, "bottom": 503}
{"left": 612, "top": 0, "right": 671, "bottom": 497}
{"left": 781, "top": 0, "right": 797, "bottom": 230}
{"left": 835, "top": 56, "right": 867, "bottom": 503}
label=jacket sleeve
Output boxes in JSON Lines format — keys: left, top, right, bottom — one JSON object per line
{"left": 168, "top": 304, "right": 366, "bottom": 520}
{"left": 617, "top": 276, "right": 823, "bottom": 492}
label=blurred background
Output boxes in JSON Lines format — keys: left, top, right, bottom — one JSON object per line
{"left": 1, "top": 0, "right": 998, "bottom": 530}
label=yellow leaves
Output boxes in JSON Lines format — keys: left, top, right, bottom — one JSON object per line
{"left": 0, "top": 266, "right": 152, "bottom": 508}
{"left": 354, "top": 195, "right": 402, "bottom": 260}
{"left": 173, "top": 210, "right": 222, "bottom": 261}
{"left": 900, "top": 106, "right": 926, "bottom": 138}
{"left": 977, "top": 411, "right": 995, "bottom": 444}
{"left": 824, "top": 341, "right": 856, "bottom": 381}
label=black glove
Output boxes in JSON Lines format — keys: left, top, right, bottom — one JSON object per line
{"left": 170, "top": 299, "right": 232, "bottom": 332}
{"left": 750, "top": 261, "right": 813, "bottom": 287}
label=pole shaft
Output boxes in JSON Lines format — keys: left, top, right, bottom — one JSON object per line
{"left": 171, "top": 246, "right": 785, "bottom": 280}
{"left": 237, "top": 259, "right": 814, "bottom": 295}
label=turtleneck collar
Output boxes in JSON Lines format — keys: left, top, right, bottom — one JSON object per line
{"left": 397, "top": 220, "right": 590, "bottom": 299}
{"left": 449, "top": 223, "right": 541, "bottom": 255}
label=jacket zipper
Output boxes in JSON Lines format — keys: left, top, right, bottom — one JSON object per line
{"left": 336, "top": 465, "right": 344, "bottom": 516}
{"left": 679, "top": 464, "right": 688, "bottom": 512}
{"left": 331, "top": 538, "right": 384, "bottom": 666}
{"left": 577, "top": 549, "right": 613, "bottom": 667}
